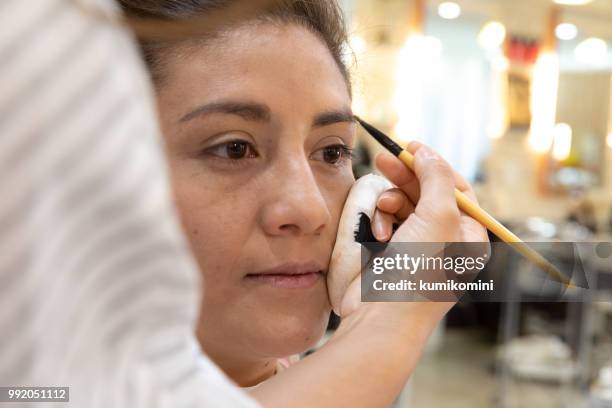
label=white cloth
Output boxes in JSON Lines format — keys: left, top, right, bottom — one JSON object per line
{"left": 0, "top": 0, "right": 260, "bottom": 407}
{"left": 328, "top": 174, "right": 392, "bottom": 315}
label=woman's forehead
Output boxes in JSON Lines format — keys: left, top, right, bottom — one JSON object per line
{"left": 161, "top": 23, "right": 351, "bottom": 120}
{"left": 192, "top": 24, "right": 343, "bottom": 83}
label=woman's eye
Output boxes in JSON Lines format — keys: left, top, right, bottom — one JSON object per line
{"left": 313, "top": 144, "right": 354, "bottom": 165}
{"left": 205, "top": 140, "right": 258, "bottom": 160}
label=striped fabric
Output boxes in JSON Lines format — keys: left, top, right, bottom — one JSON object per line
{"left": 0, "top": 0, "right": 260, "bottom": 406}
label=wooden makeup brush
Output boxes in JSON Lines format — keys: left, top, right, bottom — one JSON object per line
{"left": 354, "top": 116, "right": 573, "bottom": 288}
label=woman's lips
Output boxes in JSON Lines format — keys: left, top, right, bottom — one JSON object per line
{"left": 245, "top": 262, "right": 324, "bottom": 289}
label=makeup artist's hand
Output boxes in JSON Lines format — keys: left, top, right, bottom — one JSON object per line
{"left": 370, "top": 185, "right": 413, "bottom": 242}
{"left": 338, "top": 142, "right": 488, "bottom": 317}
{"left": 377, "top": 141, "right": 487, "bottom": 243}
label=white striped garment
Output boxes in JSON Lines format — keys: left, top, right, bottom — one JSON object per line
{"left": 0, "top": 0, "right": 260, "bottom": 407}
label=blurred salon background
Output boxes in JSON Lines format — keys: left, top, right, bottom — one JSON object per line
{"left": 327, "top": 0, "right": 612, "bottom": 406}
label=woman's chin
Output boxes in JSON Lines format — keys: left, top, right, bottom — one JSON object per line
{"left": 252, "top": 312, "right": 330, "bottom": 358}
{"left": 200, "top": 281, "right": 332, "bottom": 360}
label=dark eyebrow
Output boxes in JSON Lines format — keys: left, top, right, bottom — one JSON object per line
{"left": 312, "top": 109, "right": 356, "bottom": 128}
{"left": 179, "top": 100, "right": 271, "bottom": 123}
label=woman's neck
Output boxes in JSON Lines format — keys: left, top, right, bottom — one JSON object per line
{"left": 204, "top": 346, "right": 278, "bottom": 387}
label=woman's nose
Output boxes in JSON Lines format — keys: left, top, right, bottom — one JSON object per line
{"left": 260, "top": 158, "right": 332, "bottom": 237}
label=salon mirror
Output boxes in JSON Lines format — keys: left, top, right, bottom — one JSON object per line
{"left": 547, "top": 71, "right": 611, "bottom": 193}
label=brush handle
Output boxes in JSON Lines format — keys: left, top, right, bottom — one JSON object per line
{"left": 396, "top": 151, "right": 571, "bottom": 287}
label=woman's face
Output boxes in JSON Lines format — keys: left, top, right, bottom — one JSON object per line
{"left": 156, "top": 23, "right": 354, "bottom": 369}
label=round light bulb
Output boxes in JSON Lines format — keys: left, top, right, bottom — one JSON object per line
{"left": 478, "top": 21, "right": 506, "bottom": 50}
{"left": 553, "top": 0, "right": 592, "bottom": 5}
{"left": 555, "top": 23, "right": 577, "bottom": 41}
{"left": 438, "top": 2, "right": 461, "bottom": 20}
{"left": 574, "top": 37, "right": 609, "bottom": 65}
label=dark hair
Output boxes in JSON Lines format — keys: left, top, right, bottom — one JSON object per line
{"left": 118, "top": 0, "right": 351, "bottom": 92}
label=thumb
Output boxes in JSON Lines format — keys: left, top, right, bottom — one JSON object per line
{"left": 412, "top": 145, "right": 459, "bottom": 228}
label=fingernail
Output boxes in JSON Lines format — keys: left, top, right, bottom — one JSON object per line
{"left": 418, "top": 146, "right": 438, "bottom": 161}
{"left": 374, "top": 222, "right": 386, "bottom": 240}
{"left": 407, "top": 141, "right": 421, "bottom": 151}
{"left": 378, "top": 195, "right": 390, "bottom": 206}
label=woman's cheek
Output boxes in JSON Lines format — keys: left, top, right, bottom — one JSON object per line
{"left": 322, "top": 167, "right": 354, "bottom": 212}
{"left": 312, "top": 168, "right": 353, "bottom": 248}
{"left": 166, "top": 167, "right": 225, "bottom": 256}
{"left": 178, "top": 203, "right": 245, "bottom": 287}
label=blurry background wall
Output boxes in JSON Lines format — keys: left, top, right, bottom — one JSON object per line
{"left": 340, "top": 0, "right": 612, "bottom": 230}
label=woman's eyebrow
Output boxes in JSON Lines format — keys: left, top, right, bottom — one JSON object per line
{"left": 179, "top": 100, "right": 271, "bottom": 123}
{"left": 312, "top": 109, "right": 355, "bottom": 128}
